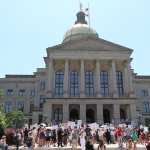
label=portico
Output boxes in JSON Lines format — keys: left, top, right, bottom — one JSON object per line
{"left": 46, "top": 59, "right": 134, "bottom": 98}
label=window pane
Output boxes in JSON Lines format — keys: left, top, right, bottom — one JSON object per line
{"left": 4, "top": 101, "right": 12, "bottom": 113}
{"left": 116, "top": 71, "right": 124, "bottom": 96}
{"left": 55, "top": 71, "right": 64, "bottom": 96}
{"left": 100, "top": 71, "right": 109, "bottom": 96}
{"left": 70, "top": 71, "right": 79, "bottom": 96}
{"left": 7, "top": 89, "right": 13, "bottom": 96}
{"left": 143, "top": 102, "right": 150, "bottom": 113}
{"left": 85, "top": 71, "right": 94, "bottom": 96}
{"left": 17, "top": 101, "right": 24, "bottom": 112}
{"left": 18, "top": 89, "right": 25, "bottom": 96}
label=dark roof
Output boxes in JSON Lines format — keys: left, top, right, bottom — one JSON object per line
{"left": 5, "top": 75, "right": 36, "bottom": 78}
{"left": 135, "top": 75, "right": 150, "bottom": 79}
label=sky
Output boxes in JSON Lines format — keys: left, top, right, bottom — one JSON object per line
{"left": 0, "top": 0, "right": 150, "bottom": 77}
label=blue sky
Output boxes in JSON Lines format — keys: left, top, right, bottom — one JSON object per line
{"left": 0, "top": 0, "right": 150, "bottom": 77}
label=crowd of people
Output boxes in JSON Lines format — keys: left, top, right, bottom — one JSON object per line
{"left": 0, "top": 121, "right": 150, "bottom": 150}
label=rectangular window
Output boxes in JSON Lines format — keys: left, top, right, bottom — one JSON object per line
{"left": 39, "top": 95, "right": 45, "bottom": 109}
{"left": 141, "top": 89, "right": 148, "bottom": 97}
{"left": 85, "top": 71, "right": 94, "bottom": 96}
{"left": 4, "top": 101, "right": 12, "bottom": 113}
{"left": 40, "top": 81, "right": 45, "bottom": 90}
{"left": 116, "top": 71, "right": 124, "bottom": 96}
{"left": 143, "top": 102, "right": 150, "bottom": 113}
{"left": 70, "top": 71, "right": 79, "bottom": 96}
{"left": 30, "top": 103, "right": 34, "bottom": 113}
{"left": 7, "top": 89, "right": 13, "bottom": 96}
{"left": 18, "top": 89, "right": 25, "bottom": 96}
{"left": 55, "top": 71, "right": 64, "bottom": 96}
{"left": 100, "top": 71, "right": 109, "bottom": 96}
{"left": 30, "top": 89, "right": 35, "bottom": 97}
{"left": 17, "top": 101, "right": 24, "bottom": 112}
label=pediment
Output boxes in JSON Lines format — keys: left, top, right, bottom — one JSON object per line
{"left": 49, "top": 37, "right": 132, "bottom": 53}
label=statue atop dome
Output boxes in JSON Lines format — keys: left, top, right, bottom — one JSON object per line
{"left": 75, "top": 11, "right": 87, "bottom": 24}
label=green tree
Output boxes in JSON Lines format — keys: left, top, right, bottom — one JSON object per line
{"left": 6, "top": 110, "right": 25, "bottom": 128}
{"left": 0, "top": 108, "right": 7, "bottom": 137}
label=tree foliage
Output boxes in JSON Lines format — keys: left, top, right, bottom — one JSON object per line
{"left": 0, "top": 108, "right": 7, "bottom": 137}
{"left": 6, "top": 110, "right": 25, "bottom": 128}
{"left": 0, "top": 110, "right": 7, "bottom": 128}
{"left": 0, "top": 109, "right": 25, "bottom": 138}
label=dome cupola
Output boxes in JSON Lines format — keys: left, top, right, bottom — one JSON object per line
{"left": 63, "top": 10, "right": 99, "bottom": 43}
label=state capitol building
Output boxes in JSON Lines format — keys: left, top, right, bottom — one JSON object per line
{"left": 0, "top": 10, "right": 150, "bottom": 125}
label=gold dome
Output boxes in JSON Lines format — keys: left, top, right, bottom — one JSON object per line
{"left": 63, "top": 23, "right": 98, "bottom": 43}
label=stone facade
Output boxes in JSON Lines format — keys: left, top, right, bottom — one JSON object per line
{"left": 0, "top": 11, "right": 150, "bottom": 125}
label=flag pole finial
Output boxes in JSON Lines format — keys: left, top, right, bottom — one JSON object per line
{"left": 88, "top": 3, "right": 91, "bottom": 28}
{"left": 79, "top": 1, "right": 83, "bottom": 11}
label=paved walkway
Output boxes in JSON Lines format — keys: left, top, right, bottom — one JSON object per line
{"left": 8, "top": 144, "right": 146, "bottom": 150}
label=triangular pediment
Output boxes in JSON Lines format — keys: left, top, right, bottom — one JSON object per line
{"left": 48, "top": 37, "right": 132, "bottom": 53}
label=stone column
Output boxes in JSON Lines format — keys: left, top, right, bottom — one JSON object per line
{"left": 80, "top": 60, "right": 85, "bottom": 97}
{"left": 124, "top": 62, "right": 129, "bottom": 96}
{"left": 63, "top": 103, "right": 69, "bottom": 122}
{"left": 34, "top": 80, "right": 39, "bottom": 108}
{"left": 113, "top": 104, "right": 120, "bottom": 124}
{"left": 64, "top": 59, "right": 69, "bottom": 97}
{"left": 97, "top": 104, "right": 103, "bottom": 124}
{"left": 44, "top": 103, "right": 52, "bottom": 123}
{"left": 80, "top": 103, "right": 86, "bottom": 122}
{"left": 130, "top": 104, "right": 137, "bottom": 121}
{"left": 128, "top": 63, "right": 135, "bottom": 97}
{"left": 96, "top": 60, "right": 101, "bottom": 97}
{"left": 111, "top": 60, "right": 118, "bottom": 97}
{"left": 32, "top": 111, "right": 40, "bottom": 124}
{"left": 47, "top": 59, "right": 53, "bottom": 97}
{"left": 49, "top": 104, "right": 52, "bottom": 123}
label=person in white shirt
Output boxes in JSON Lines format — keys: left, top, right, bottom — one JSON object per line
{"left": 80, "top": 131, "right": 86, "bottom": 150}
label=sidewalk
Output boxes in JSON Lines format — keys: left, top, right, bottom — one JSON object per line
{"left": 8, "top": 144, "right": 146, "bottom": 150}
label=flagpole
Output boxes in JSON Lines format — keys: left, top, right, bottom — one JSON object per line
{"left": 79, "top": 0, "right": 82, "bottom": 11}
{"left": 88, "top": 3, "right": 91, "bottom": 31}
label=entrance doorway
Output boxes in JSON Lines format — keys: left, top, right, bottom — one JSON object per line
{"left": 52, "top": 104, "right": 63, "bottom": 122}
{"left": 120, "top": 108, "right": 126, "bottom": 121}
{"left": 38, "top": 114, "right": 43, "bottom": 124}
{"left": 103, "top": 109, "right": 110, "bottom": 123}
{"left": 86, "top": 109, "right": 95, "bottom": 123}
{"left": 70, "top": 109, "right": 79, "bottom": 121}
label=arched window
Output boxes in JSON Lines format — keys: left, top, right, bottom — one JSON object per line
{"left": 70, "top": 71, "right": 79, "bottom": 96}
{"left": 85, "top": 71, "right": 94, "bottom": 96}
{"left": 100, "top": 71, "right": 109, "bottom": 96}
{"left": 55, "top": 71, "right": 64, "bottom": 96}
{"left": 116, "top": 71, "right": 124, "bottom": 96}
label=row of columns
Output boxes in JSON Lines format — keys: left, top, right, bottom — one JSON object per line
{"left": 43, "top": 103, "right": 137, "bottom": 123}
{"left": 47, "top": 59, "right": 134, "bottom": 97}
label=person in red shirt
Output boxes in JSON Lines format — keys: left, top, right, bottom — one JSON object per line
{"left": 115, "top": 127, "right": 123, "bottom": 147}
